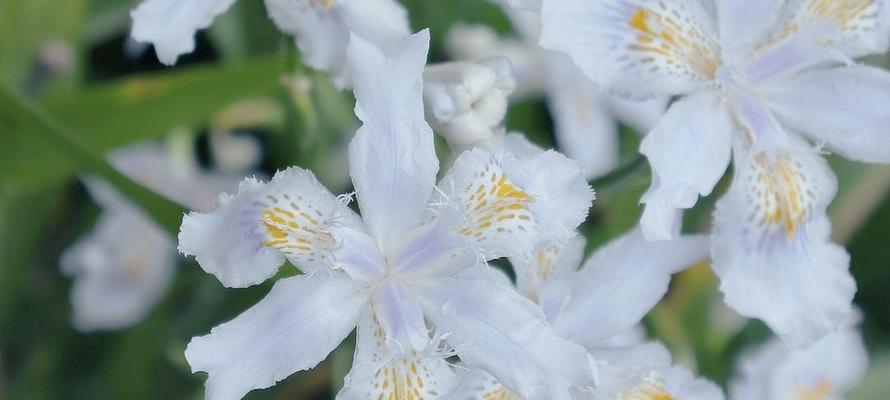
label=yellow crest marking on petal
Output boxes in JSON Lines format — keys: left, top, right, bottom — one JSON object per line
{"left": 752, "top": 154, "right": 812, "bottom": 240}
{"left": 796, "top": 380, "right": 832, "bottom": 400}
{"left": 310, "top": 0, "right": 335, "bottom": 9}
{"left": 627, "top": 8, "right": 719, "bottom": 80}
{"left": 458, "top": 171, "right": 533, "bottom": 239}
{"left": 259, "top": 194, "right": 336, "bottom": 264}
{"left": 770, "top": 0, "right": 879, "bottom": 46}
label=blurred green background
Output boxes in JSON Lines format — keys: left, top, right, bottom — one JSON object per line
{"left": 1, "top": 1, "right": 889, "bottom": 399}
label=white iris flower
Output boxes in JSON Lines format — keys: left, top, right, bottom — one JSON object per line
{"left": 61, "top": 138, "right": 253, "bottom": 332}
{"left": 541, "top": 0, "right": 890, "bottom": 348}
{"left": 446, "top": 7, "right": 668, "bottom": 179}
{"left": 178, "top": 31, "right": 596, "bottom": 400}
{"left": 445, "top": 228, "right": 724, "bottom": 400}
{"left": 129, "top": 0, "right": 409, "bottom": 87}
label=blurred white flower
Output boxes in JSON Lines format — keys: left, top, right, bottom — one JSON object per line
{"left": 730, "top": 313, "right": 867, "bottom": 400}
{"left": 61, "top": 137, "right": 257, "bottom": 332}
{"left": 446, "top": 8, "right": 667, "bottom": 179}
{"left": 541, "top": 0, "right": 890, "bottom": 348}
{"left": 179, "top": 31, "right": 595, "bottom": 400}
{"left": 423, "top": 58, "right": 516, "bottom": 153}
{"left": 446, "top": 228, "right": 723, "bottom": 400}
{"left": 129, "top": 0, "right": 409, "bottom": 87}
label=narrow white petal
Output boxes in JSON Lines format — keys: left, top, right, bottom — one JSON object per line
{"left": 185, "top": 273, "right": 367, "bottom": 400}
{"left": 416, "top": 276, "right": 596, "bottom": 399}
{"left": 264, "top": 0, "right": 410, "bottom": 87}
{"left": 540, "top": 0, "right": 720, "bottom": 100}
{"left": 640, "top": 91, "right": 734, "bottom": 241}
{"left": 130, "top": 0, "right": 236, "bottom": 65}
{"left": 545, "top": 55, "right": 621, "bottom": 179}
{"left": 712, "top": 144, "right": 855, "bottom": 349}
{"left": 763, "top": 65, "right": 890, "bottom": 163}
{"left": 178, "top": 167, "right": 361, "bottom": 288}
{"left": 552, "top": 228, "right": 709, "bottom": 347}
{"left": 371, "top": 281, "right": 430, "bottom": 354}
{"left": 347, "top": 30, "right": 440, "bottom": 255}
{"left": 606, "top": 95, "right": 669, "bottom": 137}
{"left": 339, "top": 310, "right": 459, "bottom": 399}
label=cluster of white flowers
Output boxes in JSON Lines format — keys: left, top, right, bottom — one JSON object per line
{"left": 60, "top": 0, "right": 886, "bottom": 398}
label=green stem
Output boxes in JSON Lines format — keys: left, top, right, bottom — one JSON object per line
{"left": 0, "top": 84, "right": 184, "bottom": 233}
{"left": 588, "top": 154, "right": 648, "bottom": 190}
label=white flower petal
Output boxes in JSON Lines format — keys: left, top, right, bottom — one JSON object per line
{"left": 763, "top": 65, "right": 890, "bottom": 163}
{"left": 510, "top": 234, "right": 585, "bottom": 303}
{"left": 712, "top": 144, "right": 855, "bottom": 349}
{"left": 594, "top": 342, "right": 724, "bottom": 400}
{"left": 445, "top": 24, "right": 545, "bottom": 96}
{"left": 423, "top": 58, "right": 516, "bottom": 151}
{"left": 545, "top": 55, "right": 621, "bottom": 179}
{"left": 552, "top": 228, "right": 709, "bottom": 347}
{"left": 179, "top": 167, "right": 360, "bottom": 288}
{"left": 640, "top": 91, "right": 734, "bottom": 241}
{"left": 185, "top": 272, "right": 367, "bottom": 400}
{"left": 540, "top": 0, "right": 720, "bottom": 100}
{"left": 108, "top": 141, "right": 242, "bottom": 212}
{"left": 730, "top": 314, "right": 867, "bottom": 400}
{"left": 347, "top": 30, "right": 440, "bottom": 256}
{"left": 264, "top": 0, "right": 410, "bottom": 87}
{"left": 339, "top": 310, "right": 459, "bottom": 399}
{"left": 606, "top": 95, "right": 669, "bottom": 137}
{"left": 371, "top": 281, "right": 430, "bottom": 354}
{"left": 443, "top": 368, "right": 522, "bottom": 400}
{"left": 61, "top": 178, "right": 176, "bottom": 332}
{"left": 777, "top": 0, "right": 890, "bottom": 58}
{"left": 715, "top": 0, "right": 784, "bottom": 62}
{"left": 438, "top": 147, "right": 593, "bottom": 261}
{"left": 416, "top": 276, "right": 597, "bottom": 399}
{"left": 130, "top": 0, "right": 236, "bottom": 65}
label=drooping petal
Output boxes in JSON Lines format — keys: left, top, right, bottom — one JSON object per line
{"left": 730, "top": 313, "right": 867, "bottom": 400}
{"left": 423, "top": 58, "right": 516, "bottom": 152}
{"left": 61, "top": 178, "right": 176, "bottom": 332}
{"left": 545, "top": 55, "right": 622, "bottom": 179}
{"left": 264, "top": 0, "right": 410, "bottom": 87}
{"left": 763, "top": 65, "right": 890, "bottom": 163}
{"left": 185, "top": 272, "right": 368, "bottom": 400}
{"left": 415, "top": 276, "right": 597, "bottom": 400}
{"left": 774, "top": 0, "right": 890, "bottom": 58}
{"left": 339, "top": 310, "right": 459, "bottom": 399}
{"left": 178, "top": 167, "right": 363, "bottom": 288}
{"left": 434, "top": 146, "right": 593, "bottom": 262}
{"left": 639, "top": 91, "right": 735, "bottom": 241}
{"left": 551, "top": 228, "right": 709, "bottom": 347}
{"left": 130, "top": 0, "right": 237, "bottom": 65}
{"left": 712, "top": 143, "right": 855, "bottom": 349}
{"left": 540, "top": 0, "right": 720, "bottom": 100}
{"left": 347, "top": 30, "right": 440, "bottom": 255}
